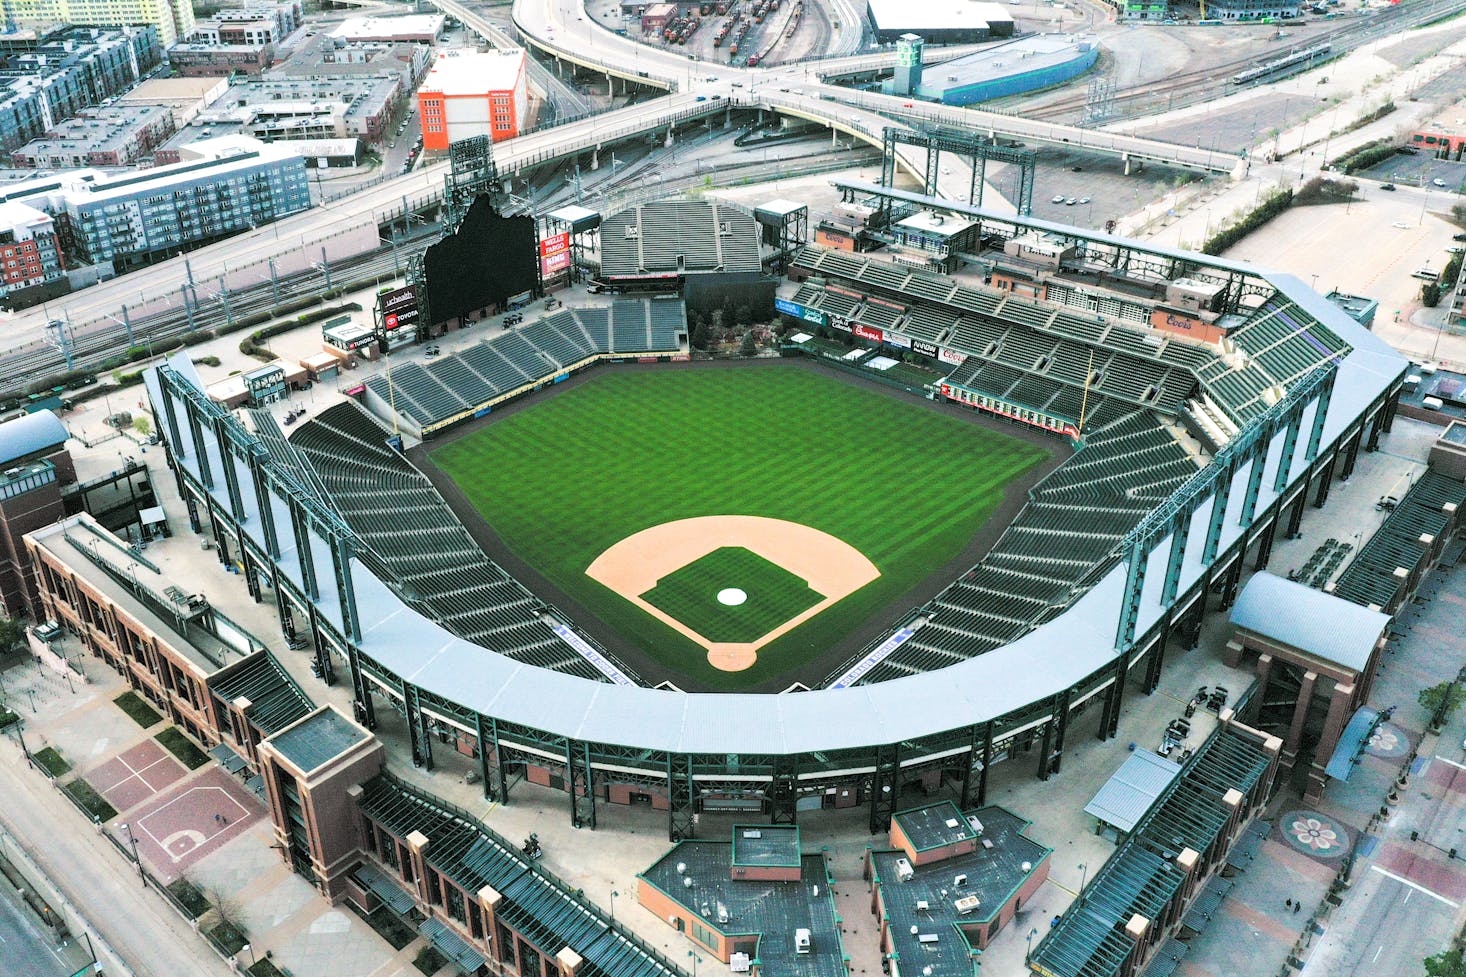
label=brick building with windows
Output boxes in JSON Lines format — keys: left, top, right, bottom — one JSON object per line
{"left": 0, "top": 202, "right": 65, "bottom": 300}
{"left": 416, "top": 48, "right": 528, "bottom": 149}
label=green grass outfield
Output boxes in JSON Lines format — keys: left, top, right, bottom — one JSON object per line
{"left": 430, "top": 366, "right": 1049, "bottom": 690}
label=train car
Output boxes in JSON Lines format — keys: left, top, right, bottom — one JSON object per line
{"left": 1232, "top": 42, "right": 1331, "bottom": 85}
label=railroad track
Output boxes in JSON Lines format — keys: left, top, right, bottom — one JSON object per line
{"left": 1023, "top": 0, "right": 1466, "bottom": 123}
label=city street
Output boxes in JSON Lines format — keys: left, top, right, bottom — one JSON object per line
{"left": 0, "top": 871, "right": 89, "bottom": 977}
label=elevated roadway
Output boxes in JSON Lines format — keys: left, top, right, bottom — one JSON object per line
{"left": 1, "top": 0, "right": 1243, "bottom": 365}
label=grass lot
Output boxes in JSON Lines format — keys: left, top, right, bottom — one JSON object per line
{"left": 32, "top": 746, "right": 69, "bottom": 778}
{"left": 641, "top": 546, "right": 823, "bottom": 644}
{"left": 432, "top": 367, "right": 1047, "bottom": 689}
{"left": 156, "top": 727, "right": 210, "bottom": 769}
{"left": 114, "top": 690, "right": 162, "bottom": 728}
{"left": 62, "top": 779, "right": 116, "bottom": 823}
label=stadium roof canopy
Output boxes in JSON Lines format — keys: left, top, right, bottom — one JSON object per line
{"left": 1228, "top": 572, "right": 1388, "bottom": 672}
{"left": 0, "top": 410, "right": 67, "bottom": 467}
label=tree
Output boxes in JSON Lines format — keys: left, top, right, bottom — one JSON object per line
{"left": 739, "top": 331, "right": 757, "bottom": 357}
{"left": 0, "top": 617, "right": 24, "bottom": 656}
{"left": 133, "top": 416, "right": 151, "bottom": 437}
{"left": 691, "top": 319, "right": 710, "bottom": 351}
{"left": 1424, "top": 947, "right": 1466, "bottom": 977}
{"left": 733, "top": 304, "right": 753, "bottom": 327}
{"left": 1422, "top": 280, "right": 1443, "bottom": 308}
{"left": 1418, "top": 681, "right": 1465, "bottom": 727}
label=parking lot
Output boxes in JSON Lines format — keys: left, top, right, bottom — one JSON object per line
{"left": 1358, "top": 153, "right": 1466, "bottom": 195}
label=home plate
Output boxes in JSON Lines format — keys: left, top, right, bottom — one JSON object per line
{"left": 160, "top": 829, "right": 207, "bottom": 862}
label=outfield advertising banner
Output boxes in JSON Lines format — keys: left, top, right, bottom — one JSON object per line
{"left": 911, "top": 339, "right": 939, "bottom": 358}
{"left": 853, "top": 323, "right": 883, "bottom": 343}
{"left": 884, "top": 331, "right": 911, "bottom": 349}
{"left": 775, "top": 297, "right": 828, "bottom": 326}
{"left": 938, "top": 347, "right": 967, "bottom": 365}
{"left": 829, "top": 315, "right": 850, "bottom": 332}
{"left": 540, "top": 232, "right": 571, "bottom": 276}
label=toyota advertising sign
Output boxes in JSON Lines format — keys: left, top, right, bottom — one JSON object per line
{"left": 378, "top": 285, "right": 420, "bottom": 338}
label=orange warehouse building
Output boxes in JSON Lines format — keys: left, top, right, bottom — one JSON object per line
{"left": 417, "top": 49, "right": 528, "bottom": 149}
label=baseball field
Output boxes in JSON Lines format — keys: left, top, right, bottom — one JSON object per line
{"left": 430, "top": 365, "right": 1049, "bottom": 691}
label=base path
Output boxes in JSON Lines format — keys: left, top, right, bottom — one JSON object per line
{"left": 586, "top": 515, "right": 879, "bottom": 671}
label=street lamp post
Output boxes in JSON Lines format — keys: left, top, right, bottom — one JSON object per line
{"left": 1078, "top": 862, "right": 1088, "bottom": 901}
{"left": 1026, "top": 927, "right": 1039, "bottom": 963}
{"left": 610, "top": 889, "right": 618, "bottom": 927}
{"left": 119, "top": 823, "right": 146, "bottom": 886}
{"left": 687, "top": 950, "right": 700, "bottom": 976}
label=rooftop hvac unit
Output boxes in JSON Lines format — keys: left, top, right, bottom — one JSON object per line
{"left": 954, "top": 895, "right": 981, "bottom": 915}
{"left": 895, "top": 858, "right": 914, "bottom": 882}
{"left": 676, "top": 862, "right": 687, "bottom": 874}
{"left": 967, "top": 816, "right": 984, "bottom": 835}
{"left": 953, "top": 874, "right": 968, "bottom": 887}
{"left": 718, "top": 903, "right": 729, "bottom": 923}
{"left": 915, "top": 900, "right": 930, "bottom": 912}
{"left": 918, "top": 933, "right": 940, "bottom": 944}
{"left": 730, "top": 953, "right": 752, "bottom": 973}
{"left": 743, "top": 830, "right": 762, "bottom": 839}
{"left": 683, "top": 877, "right": 693, "bottom": 888}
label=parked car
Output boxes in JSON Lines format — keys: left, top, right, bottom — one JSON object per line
{"left": 1380, "top": 183, "right": 1396, "bottom": 191}
{"left": 1432, "top": 178, "right": 1448, "bottom": 187}
{"left": 1051, "top": 194, "right": 1065, "bottom": 204}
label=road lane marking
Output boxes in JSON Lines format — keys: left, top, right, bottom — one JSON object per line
{"left": 1370, "top": 866, "right": 1461, "bottom": 907}
{"left": 1374, "top": 945, "right": 1384, "bottom": 962}
{"left": 1436, "top": 754, "right": 1466, "bottom": 772}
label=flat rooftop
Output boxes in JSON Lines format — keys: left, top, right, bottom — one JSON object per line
{"left": 27, "top": 516, "right": 246, "bottom": 674}
{"left": 640, "top": 844, "right": 845, "bottom": 977}
{"left": 331, "top": 13, "right": 445, "bottom": 41}
{"left": 266, "top": 706, "right": 370, "bottom": 773}
{"left": 894, "top": 800, "right": 978, "bottom": 853}
{"left": 865, "top": 0, "right": 1013, "bottom": 31}
{"left": 873, "top": 807, "right": 1050, "bottom": 972}
{"left": 731, "top": 824, "right": 800, "bottom": 868}
{"left": 1443, "top": 420, "right": 1466, "bottom": 446}
{"left": 895, "top": 210, "right": 976, "bottom": 235}
{"left": 420, "top": 49, "right": 525, "bottom": 95}
{"left": 918, "top": 34, "right": 1096, "bottom": 92}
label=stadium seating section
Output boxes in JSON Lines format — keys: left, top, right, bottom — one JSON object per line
{"left": 789, "top": 247, "right": 1351, "bottom": 435}
{"left": 289, "top": 402, "right": 639, "bottom": 683}
{"left": 842, "top": 411, "right": 1201, "bottom": 685}
{"left": 361, "top": 299, "right": 687, "bottom": 431}
{"left": 599, "top": 200, "right": 764, "bottom": 277}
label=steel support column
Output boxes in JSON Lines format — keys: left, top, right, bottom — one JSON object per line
{"left": 288, "top": 499, "right": 319, "bottom": 600}
{"left": 1285, "top": 490, "right": 1306, "bottom": 539}
{"left": 1115, "top": 538, "right": 1147, "bottom": 651}
{"left": 1143, "top": 611, "right": 1172, "bottom": 694}
{"left": 1161, "top": 510, "right": 1189, "bottom": 607}
{"left": 770, "top": 755, "right": 797, "bottom": 825}
{"left": 1045, "top": 688, "right": 1073, "bottom": 779}
{"left": 346, "top": 643, "right": 376, "bottom": 730}
{"left": 959, "top": 722, "right": 992, "bottom": 808}
{"left": 1099, "top": 652, "right": 1128, "bottom": 740}
{"left": 403, "top": 681, "right": 431, "bottom": 770}
{"left": 1339, "top": 428, "right": 1362, "bottom": 480}
{"left": 869, "top": 743, "right": 900, "bottom": 834}
{"left": 476, "top": 714, "right": 507, "bottom": 803}
{"left": 1312, "top": 453, "right": 1337, "bottom": 509}
{"left": 566, "top": 739, "right": 595, "bottom": 830}
{"left": 1254, "top": 519, "right": 1277, "bottom": 571}
{"left": 668, "top": 754, "right": 695, "bottom": 842}
{"left": 1273, "top": 413, "right": 1302, "bottom": 494}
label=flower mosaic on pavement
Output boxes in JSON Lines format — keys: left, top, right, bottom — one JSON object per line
{"left": 1280, "top": 810, "right": 1349, "bottom": 859}
{"left": 1365, "top": 722, "right": 1408, "bottom": 759}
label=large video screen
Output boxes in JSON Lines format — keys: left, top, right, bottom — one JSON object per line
{"left": 423, "top": 196, "right": 538, "bottom": 325}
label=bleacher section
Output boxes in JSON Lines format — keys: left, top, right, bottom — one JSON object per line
{"left": 1194, "top": 296, "right": 1351, "bottom": 426}
{"left": 245, "top": 409, "right": 334, "bottom": 504}
{"left": 839, "top": 411, "right": 1200, "bottom": 686}
{"left": 599, "top": 200, "right": 764, "bottom": 278}
{"left": 790, "top": 247, "right": 1202, "bottom": 426}
{"left": 290, "top": 402, "right": 641, "bottom": 684}
{"left": 360, "top": 300, "right": 686, "bottom": 436}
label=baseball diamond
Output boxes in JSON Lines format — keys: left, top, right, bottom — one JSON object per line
{"left": 429, "top": 366, "right": 1048, "bottom": 690}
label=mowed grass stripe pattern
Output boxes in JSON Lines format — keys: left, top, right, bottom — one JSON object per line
{"left": 641, "top": 546, "right": 824, "bottom": 644}
{"left": 431, "top": 367, "right": 1048, "bottom": 690}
